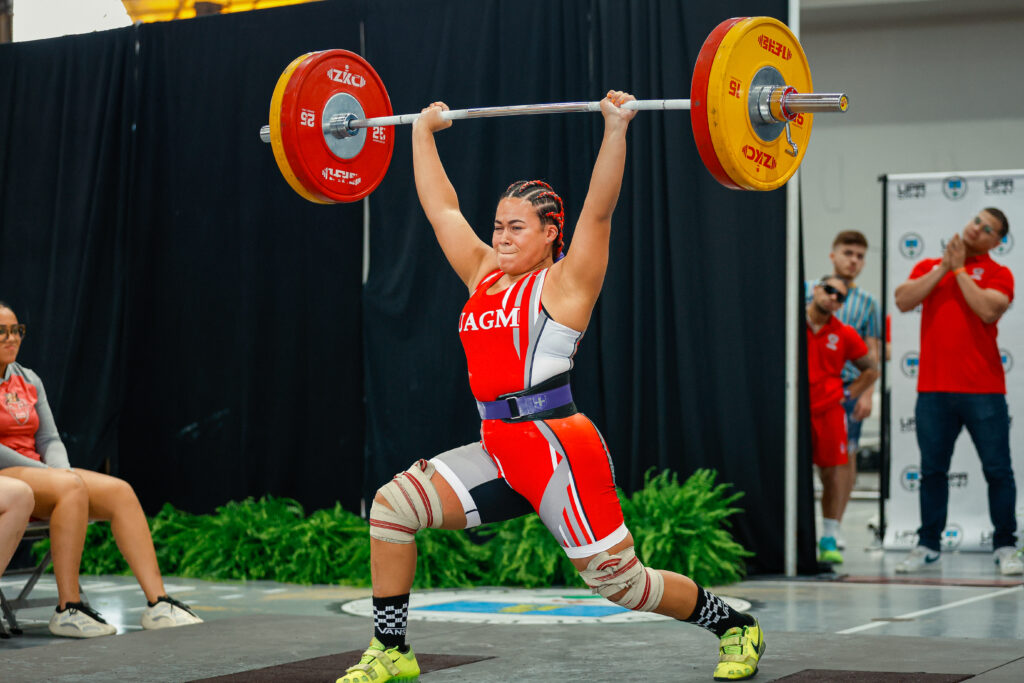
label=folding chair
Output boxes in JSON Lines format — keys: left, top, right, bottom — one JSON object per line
{"left": 0, "top": 520, "right": 57, "bottom": 637}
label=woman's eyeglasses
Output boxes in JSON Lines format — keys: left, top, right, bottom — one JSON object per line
{"left": 0, "top": 324, "right": 26, "bottom": 340}
{"left": 821, "top": 284, "right": 847, "bottom": 304}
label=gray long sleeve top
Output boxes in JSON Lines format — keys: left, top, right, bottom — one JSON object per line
{"left": 0, "top": 362, "right": 72, "bottom": 470}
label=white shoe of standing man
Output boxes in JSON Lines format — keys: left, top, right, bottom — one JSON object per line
{"left": 894, "top": 545, "right": 941, "bottom": 573}
{"left": 993, "top": 547, "right": 1024, "bottom": 576}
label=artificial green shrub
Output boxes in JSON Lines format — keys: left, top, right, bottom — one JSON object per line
{"left": 34, "top": 468, "right": 751, "bottom": 588}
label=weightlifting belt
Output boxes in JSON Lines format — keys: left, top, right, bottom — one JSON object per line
{"left": 477, "top": 377, "right": 574, "bottom": 421}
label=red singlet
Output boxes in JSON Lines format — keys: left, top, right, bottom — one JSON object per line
{"left": 458, "top": 269, "right": 627, "bottom": 558}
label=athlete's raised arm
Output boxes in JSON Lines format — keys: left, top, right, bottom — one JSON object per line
{"left": 546, "top": 91, "right": 635, "bottom": 330}
{"left": 412, "top": 102, "right": 496, "bottom": 289}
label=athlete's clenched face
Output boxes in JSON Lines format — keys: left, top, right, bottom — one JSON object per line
{"left": 492, "top": 197, "right": 558, "bottom": 275}
{"left": 0, "top": 307, "right": 23, "bottom": 368}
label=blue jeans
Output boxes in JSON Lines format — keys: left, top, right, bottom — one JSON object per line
{"left": 842, "top": 393, "right": 862, "bottom": 449}
{"left": 915, "top": 392, "right": 1017, "bottom": 552}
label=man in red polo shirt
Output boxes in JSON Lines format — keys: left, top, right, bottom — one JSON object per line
{"left": 807, "top": 276, "right": 878, "bottom": 564}
{"left": 894, "top": 207, "right": 1022, "bottom": 575}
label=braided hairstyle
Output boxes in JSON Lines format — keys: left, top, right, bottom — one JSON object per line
{"left": 500, "top": 180, "right": 566, "bottom": 261}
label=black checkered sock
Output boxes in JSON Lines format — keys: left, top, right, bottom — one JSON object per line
{"left": 684, "top": 585, "right": 754, "bottom": 638}
{"left": 372, "top": 594, "right": 409, "bottom": 650}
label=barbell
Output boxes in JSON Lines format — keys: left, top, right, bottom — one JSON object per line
{"left": 260, "top": 16, "right": 848, "bottom": 202}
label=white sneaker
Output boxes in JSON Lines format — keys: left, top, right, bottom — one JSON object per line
{"left": 895, "top": 545, "right": 941, "bottom": 573}
{"left": 141, "top": 595, "right": 203, "bottom": 630}
{"left": 49, "top": 602, "right": 117, "bottom": 638}
{"left": 993, "top": 546, "right": 1024, "bottom": 576}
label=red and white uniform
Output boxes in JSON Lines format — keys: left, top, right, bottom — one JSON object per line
{"left": 0, "top": 373, "right": 41, "bottom": 460}
{"left": 0, "top": 362, "right": 71, "bottom": 470}
{"left": 910, "top": 254, "right": 1014, "bottom": 394}
{"left": 806, "top": 316, "right": 867, "bottom": 467}
{"left": 437, "top": 268, "right": 626, "bottom": 559}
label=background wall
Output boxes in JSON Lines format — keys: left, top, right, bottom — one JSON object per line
{"left": 799, "top": 0, "right": 1024, "bottom": 286}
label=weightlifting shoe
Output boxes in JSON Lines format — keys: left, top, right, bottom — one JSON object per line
{"left": 713, "top": 617, "right": 766, "bottom": 681}
{"left": 48, "top": 601, "right": 117, "bottom": 638}
{"left": 818, "top": 536, "right": 843, "bottom": 564}
{"left": 141, "top": 595, "right": 203, "bottom": 629}
{"left": 337, "top": 637, "right": 420, "bottom": 682}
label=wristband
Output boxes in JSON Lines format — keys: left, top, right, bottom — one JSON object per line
{"left": 954, "top": 266, "right": 967, "bottom": 276}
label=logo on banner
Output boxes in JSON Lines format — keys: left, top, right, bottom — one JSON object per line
{"left": 892, "top": 529, "right": 919, "bottom": 546}
{"left": 900, "top": 351, "right": 920, "bottom": 378}
{"left": 1001, "top": 349, "right": 1013, "bottom": 374}
{"left": 948, "top": 472, "right": 969, "bottom": 488}
{"left": 984, "top": 177, "right": 1014, "bottom": 195}
{"left": 900, "top": 466, "right": 921, "bottom": 491}
{"left": 941, "top": 524, "right": 963, "bottom": 550}
{"left": 898, "top": 416, "right": 916, "bottom": 432}
{"left": 942, "top": 176, "right": 968, "bottom": 200}
{"left": 898, "top": 233, "right": 925, "bottom": 259}
{"left": 896, "top": 183, "right": 926, "bottom": 200}
{"left": 994, "top": 232, "right": 1014, "bottom": 256}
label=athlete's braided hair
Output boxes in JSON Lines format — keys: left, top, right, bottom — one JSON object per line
{"left": 500, "top": 180, "right": 566, "bottom": 261}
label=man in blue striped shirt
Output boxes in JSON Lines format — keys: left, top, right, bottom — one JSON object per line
{"left": 806, "top": 231, "right": 881, "bottom": 554}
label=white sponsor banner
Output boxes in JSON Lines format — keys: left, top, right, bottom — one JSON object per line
{"left": 885, "top": 170, "right": 1024, "bottom": 552}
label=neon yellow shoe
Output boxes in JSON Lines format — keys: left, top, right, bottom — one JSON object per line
{"left": 818, "top": 537, "right": 844, "bottom": 564}
{"left": 713, "top": 618, "right": 766, "bottom": 681}
{"left": 336, "top": 638, "right": 420, "bottom": 683}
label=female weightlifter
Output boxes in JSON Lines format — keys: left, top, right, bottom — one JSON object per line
{"left": 0, "top": 302, "right": 201, "bottom": 637}
{"left": 338, "top": 91, "right": 764, "bottom": 683}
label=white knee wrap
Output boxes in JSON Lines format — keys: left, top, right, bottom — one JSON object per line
{"left": 579, "top": 546, "right": 665, "bottom": 612}
{"left": 369, "top": 459, "right": 444, "bottom": 544}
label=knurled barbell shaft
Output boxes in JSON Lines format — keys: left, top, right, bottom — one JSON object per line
{"left": 258, "top": 91, "right": 848, "bottom": 143}
{"left": 354, "top": 98, "right": 693, "bottom": 130}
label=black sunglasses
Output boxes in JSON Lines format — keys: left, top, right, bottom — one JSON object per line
{"left": 821, "top": 283, "right": 847, "bottom": 304}
{"left": 0, "top": 324, "right": 26, "bottom": 340}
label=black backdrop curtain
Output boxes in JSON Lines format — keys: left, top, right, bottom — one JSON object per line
{"left": 0, "top": 0, "right": 814, "bottom": 574}
{"left": 0, "top": 3, "right": 368, "bottom": 513}
{"left": 118, "top": 5, "right": 367, "bottom": 513}
{"left": 0, "top": 31, "right": 135, "bottom": 472}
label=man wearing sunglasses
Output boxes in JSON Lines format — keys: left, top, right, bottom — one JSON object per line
{"left": 806, "top": 231, "right": 882, "bottom": 554}
{"left": 806, "top": 276, "right": 879, "bottom": 564}
{"left": 894, "top": 207, "right": 1022, "bottom": 575}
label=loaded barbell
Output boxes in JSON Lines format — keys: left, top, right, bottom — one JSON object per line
{"left": 260, "top": 16, "right": 848, "bottom": 202}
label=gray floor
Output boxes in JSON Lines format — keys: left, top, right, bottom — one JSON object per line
{"left": 1, "top": 496, "right": 1022, "bottom": 681}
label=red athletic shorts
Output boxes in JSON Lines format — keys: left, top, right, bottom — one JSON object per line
{"left": 811, "top": 405, "right": 848, "bottom": 468}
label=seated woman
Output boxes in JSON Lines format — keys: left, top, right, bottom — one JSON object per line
{"left": 0, "top": 301, "right": 202, "bottom": 638}
{"left": 0, "top": 475, "right": 34, "bottom": 578}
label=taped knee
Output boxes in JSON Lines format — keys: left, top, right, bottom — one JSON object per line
{"left": 579, "top": 546, "right": 665, "bottom": 612}
{"left": 369, "top": 459, "right": 444, "bottom": 544}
